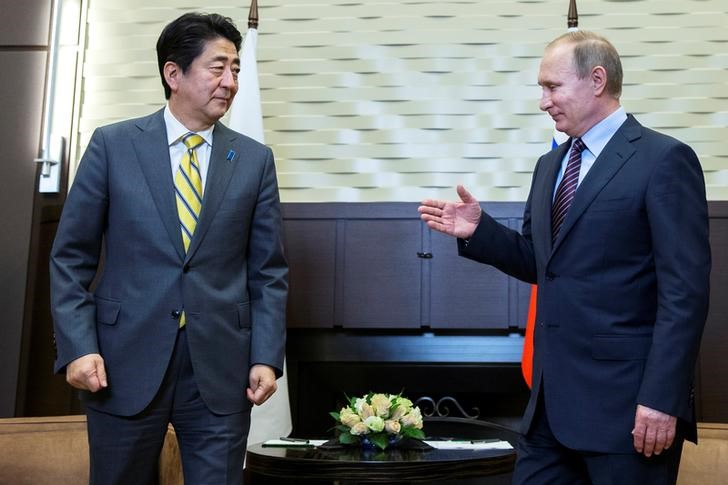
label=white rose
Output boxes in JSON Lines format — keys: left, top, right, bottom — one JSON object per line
{"left": 396, "top": 397, "right": 413, "bottom": 410}
{"left": 359, "top": 403, "right": 374, "bottom": 419}
{"left": 340, "top": 407, "right": 361, "bottom": 428}
{"left": 390, "top": 406, "right": 406, "bottom": 421}
{"left": 364, "top": 415, "right": 385, "bottom": 433}
{"left": 354, "top": 398, "right": 367, "bottom": 414}
{"left": 370, "top": 394, "right": 391, "bottom": 418}
{"left": 391, "top": 398, "right": 411, "bottom": 420}
{"left": 384, "top": 419, "right": 401, "bottom": 434}
{"left": 401, "top": 407, "right": 423, "bottom": 429}
{"left": 350, "top": 422, "right": 369, "bottom": 435}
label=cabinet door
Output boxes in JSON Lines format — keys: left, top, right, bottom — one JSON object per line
{"left": 283, "top": 219, "right": 336, "bottom": 328}
{"left": 341, "top": 219, "right": 421, "bottom": 328}
{"left": 428, "top": 229, "right": 511, "bottom": 329}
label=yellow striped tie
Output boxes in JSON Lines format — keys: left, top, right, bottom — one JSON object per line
{"left": 175, "top": 133, "right": 204, "bottom": 327}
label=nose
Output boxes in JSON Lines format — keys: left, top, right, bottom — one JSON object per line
{"left": 220, "top": 67, "right": 237, "bottom": 89}
{"left": 539, "top": 89, "right": 551, "bottom": 112}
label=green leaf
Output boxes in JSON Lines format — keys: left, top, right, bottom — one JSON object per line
{"left": 329, "top": 411, "right": 340, "bottom": 422}
{"left": 339, "top": 432, "right": 357, "bottom": 445}
{"left": 401, "top": 427, "right": 425, "bottom": 440}
{"left": 335, "top": 424, "right": 350, "bottom": 433}
{"left": 369, "top": 432, "right": 389, "bottom": 450}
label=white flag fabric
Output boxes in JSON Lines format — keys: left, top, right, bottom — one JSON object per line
{"left": 229, "top": 28, "right": 265, "bottom": 143}
{"left": 229, "top": 25, "right": 293, "bottom": 445}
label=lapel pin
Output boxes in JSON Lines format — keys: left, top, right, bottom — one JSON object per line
{"left": 226, "top": 150, "right": 236, "bottom": 161}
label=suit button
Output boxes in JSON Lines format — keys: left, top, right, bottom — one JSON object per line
{"left": 183, "top": 265, "right": 190, "bottom": 273}
{"left": 171, "top": 310, "right": 181, "bottom": 320}
{"left": 545, "top": 272, "right": 555, "bottom": 281}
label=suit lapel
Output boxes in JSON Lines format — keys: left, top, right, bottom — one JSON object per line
{"left": 133, "top": 110, "right": 186, "bottom": 261}
{"left": 185, "top": 123, "right": 238, "bottom": 262}
{"left": 550, "top": 116, "right": 641, "bottom": 254}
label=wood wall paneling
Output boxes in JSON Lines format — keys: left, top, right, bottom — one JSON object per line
{"left": 698, "top": 202, "right": 728, "bottom": 422}
{"left": 429, "top": 227, "right": 511, "bottom": 329}
{"left": 283, "top": 219, "right": 336, "bottom": 328}
{"left": 282, "top": 202, "right": 527, "bottom": 330}
{"left": 0, "top": 0, "right": 50, "bottom": 46}
{"left": 0, "top": 49, "right": 47, "bottom": 417}
{"left": 342, "top": 219, "right": 422, "bottom": 328}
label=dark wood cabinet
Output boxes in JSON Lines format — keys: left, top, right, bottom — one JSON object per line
{"left": 428, "top": 229, "right": 513, "bottom": 329}
{"left": 341, "top": 219, "right": 423, "bottom": 328}
{"left": 283, "top": 219, "right": 337, "bottom": 328}
{"left": 281, "top": 203, "right": 530, "bottom": 330}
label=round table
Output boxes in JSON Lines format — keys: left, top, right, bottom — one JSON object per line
{"left": 245, "top": 441, "right": 516, "bottom": 484}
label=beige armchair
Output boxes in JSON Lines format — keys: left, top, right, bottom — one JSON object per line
{"left": 677, "top": 422, "right": 728, "bottom": 485}
{"left": 0, "top": 415, "right": 183, "bottom": 485}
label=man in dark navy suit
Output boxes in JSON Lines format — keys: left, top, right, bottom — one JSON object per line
{"left": 419, "top": 31, "right": 710, "bottom": 484}
{"left": 51, "top": 12, "right": 287, "bottom": 484}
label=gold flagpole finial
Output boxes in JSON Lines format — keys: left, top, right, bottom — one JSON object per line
{"left": 568, "top": 0, "right": 578, "bottom": 29}
{"left": 248, "top": 0, "right": 259, "bottom": 29}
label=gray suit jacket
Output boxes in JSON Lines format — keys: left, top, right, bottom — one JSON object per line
{"left": 51, "top": 109, "right": 288, "bottom": 416}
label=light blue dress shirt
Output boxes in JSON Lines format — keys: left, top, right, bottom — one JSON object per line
{"left": 553, "top": 107, "right": 628, "bottom": 199}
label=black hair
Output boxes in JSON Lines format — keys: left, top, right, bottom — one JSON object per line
{"left": 156, "top": 12, "right": 243, "bottom": 99}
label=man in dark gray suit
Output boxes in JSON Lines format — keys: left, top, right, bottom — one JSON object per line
{"left": 50, "top": 12, "right": 287, "bottom": 484}
{"left": 419, "top": 31, "right": 710, "bottom": 484}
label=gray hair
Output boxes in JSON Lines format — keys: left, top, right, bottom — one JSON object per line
{"left": 547, "top": 31, "right": 623, "bottom": 99}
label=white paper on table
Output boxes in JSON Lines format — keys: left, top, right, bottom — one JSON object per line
{"left": 262, "top": 439, "right": 328, "bottom": 447}
{"left": 424, "top": 440, "right": 514, "bottom": 450}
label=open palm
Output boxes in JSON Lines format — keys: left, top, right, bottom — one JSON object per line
{"left": 418, "top": 185, "right": 482, "bottom": 239}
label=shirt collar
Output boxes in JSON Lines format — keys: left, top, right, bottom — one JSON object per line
{"left": 579, "top": 106, "right": 627, "bottom": 157}
{"left": 163, "top": 105, "right": 214, "bottom": 147}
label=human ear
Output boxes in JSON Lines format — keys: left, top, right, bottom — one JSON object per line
{"left": 163, "top": 61, "right": 181, "bottom": 93}
{"left": 591, "top": 65, "right": 607, "bottom": 96}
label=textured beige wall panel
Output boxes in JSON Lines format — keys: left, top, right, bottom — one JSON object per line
{"left": 76, "top": 0, "right": 728, "bottom": 201}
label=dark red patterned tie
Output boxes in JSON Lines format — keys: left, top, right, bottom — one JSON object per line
{"left": 552, "top": 138, "right": 586, "bottom": 242}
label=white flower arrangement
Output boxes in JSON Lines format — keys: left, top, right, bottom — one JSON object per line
{"left": 330, "top": 392, "right": 425, "bottom": 450}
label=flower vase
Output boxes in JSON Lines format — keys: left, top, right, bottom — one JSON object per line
{"left": 360, "top": 436, "right": 376, "bottom": 451}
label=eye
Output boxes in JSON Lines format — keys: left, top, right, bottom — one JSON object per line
{"left": 209, "top": 65, "right": 225, "bottom": 75}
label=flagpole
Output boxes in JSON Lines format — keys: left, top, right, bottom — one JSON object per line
{"left": 248, "top": 0, "right": 259, "bottom": 28}
{"left": 568, "top": 0, "right": 578, "bottom": 29}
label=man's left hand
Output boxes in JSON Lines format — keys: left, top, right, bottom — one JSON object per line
{"left": 632, "top": 404, "right": 677, "bottom": 457}
{"left": 246, "top": 364, "right": 278, "bottom": 405}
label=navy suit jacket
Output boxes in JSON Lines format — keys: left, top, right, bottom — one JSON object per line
{"left": 459, "top": 114, "right": 710, "bottom": 453}
{"left": 50, "top": 109, "right": 288, "bottom": 417}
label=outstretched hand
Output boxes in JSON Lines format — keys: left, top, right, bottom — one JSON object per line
{"left": 418, "top": 185, "right": 482, "bottom": 239}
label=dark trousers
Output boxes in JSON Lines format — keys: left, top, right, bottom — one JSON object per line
{"left": 513, "top": 390, "right": 683, "bottom": 485}
{"left": 86, "top": 328, "right": 250, "bottom": 485}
